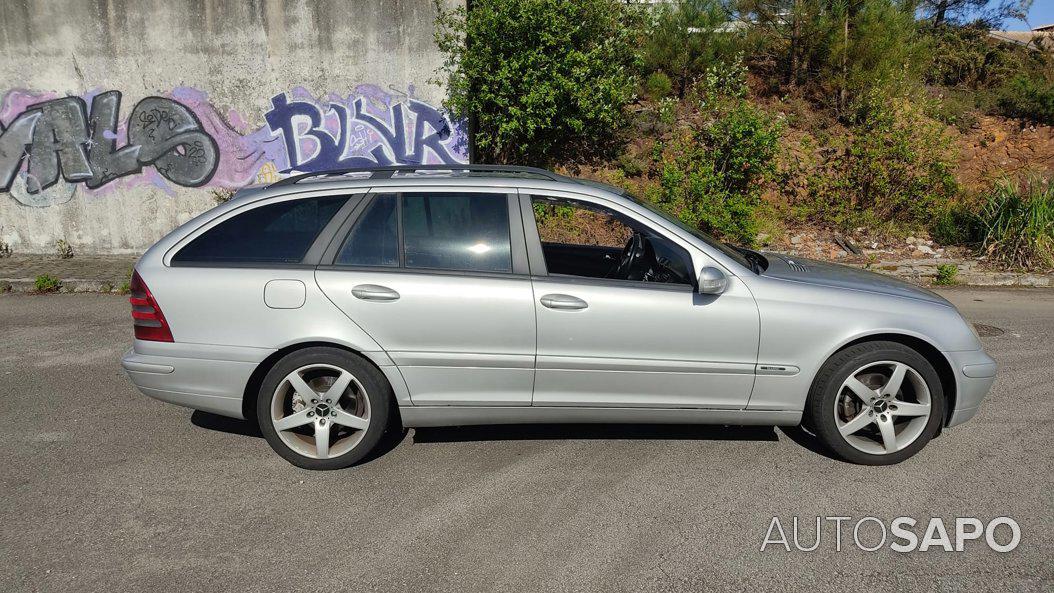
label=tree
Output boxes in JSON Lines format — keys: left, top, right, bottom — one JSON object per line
{"left": 642, "top": 0, "right": 743, "bottom": 96}
{"left": 737, "top": 0, "right": 923, "bottom": 114}
{"left": 433, "top": 0, "right": 643, "bottom": 165}
{"left": 918, "top": 0, "right": 1031, "bottom": 28}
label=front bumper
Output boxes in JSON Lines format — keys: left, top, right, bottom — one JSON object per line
{"left": 121, "top": 343, "right": 260, "bottom": 419}
{"left": 944, "top": 349, "right": 997, "bottom": 428}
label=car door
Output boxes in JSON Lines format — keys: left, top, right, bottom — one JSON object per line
{"left": 523, "top": 190, "right": 760, "bottom": 409}
{"left": 315, "top": 187, "right": 536, "bottom": 406}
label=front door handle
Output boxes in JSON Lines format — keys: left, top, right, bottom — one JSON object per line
{"left": 540, "top": 294, "right": 588, "bottom": 310}
{"left": 352, "top": 284, "right": 400, "bottom": 301}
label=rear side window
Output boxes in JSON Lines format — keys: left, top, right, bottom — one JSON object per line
{"left": 173, "top": 195, "right": 348, "bottom": 264}
{"left": 402, "top": 193, "right": 511, "bottom": 273}
{"left": 335, "top": 192, "right": 512, "bottom": 273}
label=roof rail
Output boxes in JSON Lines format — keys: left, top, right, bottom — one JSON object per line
{"left": 268, "top": 164, "right": 565, "bottom": 188}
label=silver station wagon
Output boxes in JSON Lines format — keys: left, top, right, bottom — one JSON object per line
{"left": 122, "top": 165, "right": 996, "bottom": 469}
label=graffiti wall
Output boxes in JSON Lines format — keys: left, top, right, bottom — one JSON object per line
{"left": 0, "top": 0, "right": 466, "bottom": 253}
{"left": 0, "top": 86, "right": 467, "bottom": 208}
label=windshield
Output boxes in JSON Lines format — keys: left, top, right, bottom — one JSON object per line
{"left": 625, "top": 194, "right": 753, "bottom": 270}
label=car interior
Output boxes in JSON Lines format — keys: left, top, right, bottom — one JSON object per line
{"left": 531, "top": 196, "right": 694, "bottom": 286}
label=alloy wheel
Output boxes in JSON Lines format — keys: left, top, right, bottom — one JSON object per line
{"left": 269, "top": 363, "right": 371, "bottom": 459}
{"left": 833, "top": 360, "right": 932, "bottom": 455}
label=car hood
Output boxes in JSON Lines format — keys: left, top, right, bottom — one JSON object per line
{"left": 760, "top": 253, "right": 951, "bottom": 307}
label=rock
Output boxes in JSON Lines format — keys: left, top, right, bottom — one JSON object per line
{"left": 906, "top": 236, "right": 917, "bottom": 245}
{"left": 915, "top": 245, "right": 935, "bottom": 255}
{"left": 838, "top": 250, "right": 848, "bottom": 257}
{"left": 790, "top": 235, "right": 802, "bottom": 245}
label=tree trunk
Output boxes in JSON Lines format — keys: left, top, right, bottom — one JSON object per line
{"left": 935, "top": 0, "right": 949, "bottom": 26}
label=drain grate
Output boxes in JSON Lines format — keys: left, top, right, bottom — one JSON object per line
{"left": 973, "top": 323, "right": 1005, "bottom": 337}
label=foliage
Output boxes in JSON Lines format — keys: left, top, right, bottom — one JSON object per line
{"left": 643, "top": 0, "right": 742, "bottom": 95}
{"left": 55, "top": 239, "right": 74, "bottom": 259}
{"left": 787, "top": 90, "right": 959, "bottom": 232}
{"left": 925, "top": 89, "right": 981, "bottom": 132}
{"left": 433, "top": 0, "right": 643, "bottom": 165}
{"left": 933, "top": 263, "right": 959, "bottom": 285}
{"left": 995, "top": 76, "right": 1054, "bottom": 126}
{"left": 117, "top": 268, "right": 134, "bottom": 295}
{"left": 0, "top": 240, "right": 11, "bottom": 258}
{"left": 737, "top": 0, "right": 923, "bottom": 113}
{"left": 924, "top": 25, "right": 1043, "bottom": 90}
{"left": 34, "top": 274, "right": 61, "bottom": 293}
{"left": 644, "top": 71, "right": 674, "bottom": 100}
{"left": 977, "top": 178, "right": 1054, "bottom": 271}
{"left": 929, "top": 202, "right": 982, "bottom": 245}
{"left": 651, "top": 63, "right": 782, "bottom": 244}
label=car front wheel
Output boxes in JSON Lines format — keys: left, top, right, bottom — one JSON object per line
{"left": 257, "top": 347, "right": 391, "bottom": 470}
{"left": 806, "top": 341, "right": 946, "bottom": 465}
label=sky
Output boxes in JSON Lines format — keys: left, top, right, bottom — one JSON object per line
{"left": 999, "top": 1, "right": 1054, "bottom": 30}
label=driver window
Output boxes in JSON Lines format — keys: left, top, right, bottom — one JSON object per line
{"left": 530, "top": 196, "right": 692, "bottom": 286}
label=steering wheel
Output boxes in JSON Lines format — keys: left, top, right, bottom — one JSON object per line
{"left": 609, "top": 232, "right": 651, "bottom": 280}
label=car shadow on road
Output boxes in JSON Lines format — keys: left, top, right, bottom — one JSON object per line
{"left": 189, "top": 410, "right": 410, "bottom": 466}
{"left": 411, "top": 423, "right": 780, "bottom": 443}
{"left": 191, "top": 410, "right": 263, "bottom": 437}
{"left": 190, "top": 411, "right": 836, "bottom": 461}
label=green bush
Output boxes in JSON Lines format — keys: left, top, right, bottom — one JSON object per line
{"left": 34, "top": 274, "right": 61, "bottom": 293}
{"left": 652, "top": 63, "right": 781, "bottom": 245}
{"left": 925, "top": 25, "right": 1031, "bottom": 90}
{"left": 433, "top": 0, "right": 643, "bottom": 165}
{"left": 792, "top": 90, "right": 958, "bottom": 232}
{"left": 644, "top": 71, "right": 674, "bottom": 100}
{"left": 933, "top": 263, "right": 959, "bottom": 285}
{"left": 995, "top": 75, "right": 1054, "bottom": 126}
{"left": 929, "top": 202, "right": 982, "bottom": 246}
{"left": 977, "top": 179, "right": 1054, "bottom": 271}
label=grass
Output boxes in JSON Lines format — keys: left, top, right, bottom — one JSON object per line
{"left": 978, "top": 179, "right": 1054, "bottom": 272}
{"left": 33, "top": 274, "right": 61, "bottom": 293}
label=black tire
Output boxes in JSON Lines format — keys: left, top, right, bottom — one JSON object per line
{"left": 257, "top": 347, "right": 391, "bottom": 470}
{"left": 805, "top": 341, "right": 946, "bottom": 465}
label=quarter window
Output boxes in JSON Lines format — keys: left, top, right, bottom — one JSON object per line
{"left": 336, "top": 194, "right": 399, "bottom": 267}
{"left": 173, "top": 195, "right": 348, "bottom": 264}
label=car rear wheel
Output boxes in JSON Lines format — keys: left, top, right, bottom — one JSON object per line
{"left": 257, "top": 347, "right": 391, "bottom": 470}
{"left": 805, "top": 341, "right": 945, "bottom": 465}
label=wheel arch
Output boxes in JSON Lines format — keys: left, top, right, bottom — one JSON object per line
{"left": 829, "top": 333, "right": 957, "bottom": 429}
{"left": 242, "top": 341, "right": 402, "bottom": 424}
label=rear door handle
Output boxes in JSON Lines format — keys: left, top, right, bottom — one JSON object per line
{"left": 352, "top": 284, "right": 400, "bottom": 301}
{"left": 540, "top": 294, "right": 588, "bottom": 310}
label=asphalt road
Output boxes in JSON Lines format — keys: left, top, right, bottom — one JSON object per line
{"left": 1, "top": 289, "right": 1051, "bottom": 592}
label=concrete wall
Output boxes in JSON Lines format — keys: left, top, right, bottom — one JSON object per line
{"left": 0, "top": 0, "right": 466, "bottom": 254}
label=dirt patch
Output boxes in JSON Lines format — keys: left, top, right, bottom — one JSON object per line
{"left": 951, "top": 115, "right": 1054, "bottom": 192}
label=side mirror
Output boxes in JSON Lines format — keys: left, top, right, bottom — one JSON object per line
{"left": 697, "top": 266, "right": 728, "bottom": 295}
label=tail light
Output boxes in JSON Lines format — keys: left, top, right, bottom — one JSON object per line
{"left": 129, "top": 270, "right": 174, "bottom": 342}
